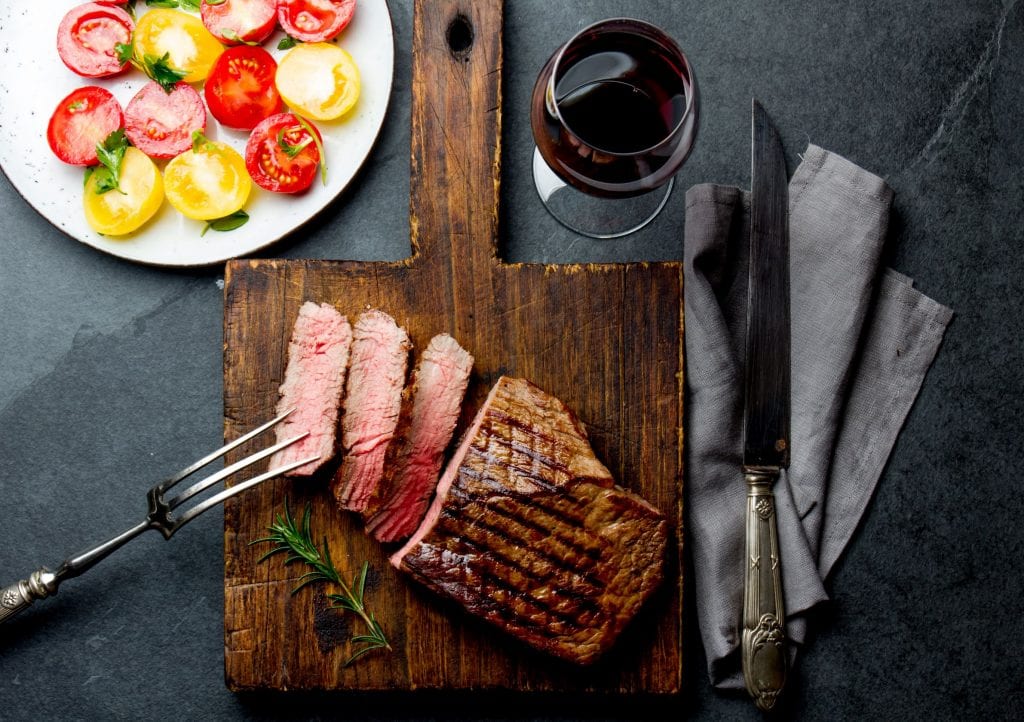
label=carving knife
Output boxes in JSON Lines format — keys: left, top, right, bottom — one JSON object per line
{"left": 741, "top": 99, "right": 790, "bottom": 711}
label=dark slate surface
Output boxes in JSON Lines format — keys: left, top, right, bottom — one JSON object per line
{"left": 1, "top": 0, "right": 1021, "bottom": 719}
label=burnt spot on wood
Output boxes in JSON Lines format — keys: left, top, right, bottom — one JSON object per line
{"left": 312, "top": 587, "right": 353, "bottom": 655}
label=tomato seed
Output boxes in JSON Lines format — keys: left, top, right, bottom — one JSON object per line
{"left": 295, "top": 12, "right": 318, "bottom": 32}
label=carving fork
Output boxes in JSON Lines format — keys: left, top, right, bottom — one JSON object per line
{"left": 0, "top": 409, "right": 315, "bottom": 625}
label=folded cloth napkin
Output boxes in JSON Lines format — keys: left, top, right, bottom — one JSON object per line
{"left": 684, "top": 144, "right": 953, "bottom": 689}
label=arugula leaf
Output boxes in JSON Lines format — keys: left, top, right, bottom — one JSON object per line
{"left": 145, "top": 0, "right": 180, "bottom": 8}
{"left": 201, "top": 210, "right": 249, "bottom": 236}
{"left": 276, "top": 126, "right": 314, "bottom": 158}
{"left": 139, "top": 52, "right": 188, "bottom": 93}
{"left": 115, "top": 41, "right": 134, "bottom": 65}
{"left": 277, "top": 35, "right": 299, "bottom": 50}
{"left": 91, "top": 130, "right": 131, "bottom": 196}
{"left": 220, "top": 29, "right": 260, "bottom": 46}
{"left": 294, "top": 115, "right": 328, "bottom": 185}
{"left": 179, "top": 0, "right": 203, "bottom": 12}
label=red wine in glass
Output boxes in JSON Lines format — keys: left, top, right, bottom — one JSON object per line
{"left": 531, "top": 19, "right": 698, "bottom": 237}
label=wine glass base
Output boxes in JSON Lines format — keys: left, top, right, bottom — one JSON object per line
{"left": 532, "top": 147, "right": 673, "bottom": 239}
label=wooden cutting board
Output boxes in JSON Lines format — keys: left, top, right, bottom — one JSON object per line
{"left": 222, "top": 0, "right": 683, "bottom": 694}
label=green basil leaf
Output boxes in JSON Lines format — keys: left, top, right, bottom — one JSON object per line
{"left": 277, "top": 35, "right": 299, "bottom": 50}
{"left": 179, "top": 0, "right": 202, "bottom": 11}
{"left": 220, "top": 28, "right": 261, "bottom": 46}
{"left": 146, "top": 0, "right": 179, "bottom": 8}
{"left": 201, "top": 210, "right": 249, "bottom": 236}
{"left": 276, "top": 126, "right": 313, "bottom": 158}
{"left": 91, "top": 167, "right": 120, "bottom": 195}
{"left": 191, "top": 129, "right": 216, "bottom": 153}
{"left": 92, "top": 129, "right": 130, "bottom": 196}
{"left": 142, "top": 52, "right": 188, "bottom": 93}
{"left": 115, "top": 41, "right": 134, "bottom": 65}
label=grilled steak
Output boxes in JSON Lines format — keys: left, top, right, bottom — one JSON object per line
{"left": 268, "top": 302, "right": 352, "bottom": 477}
{"left": 332, "top": 310, "right": 411, "bottom": 511}
{"left": 365, "top": 334, "right": 474, "bottom": 542}
{"left": 391, "top": 377, "right": 668, "bottom": 665}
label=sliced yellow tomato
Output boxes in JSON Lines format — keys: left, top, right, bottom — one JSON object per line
{"left": 133, "top": 8, "right": 224, "bottom": 83}
{"left": 275, "top": 42, "right": 360, "bottom": 121}
{"left": 83, "top": 147, "right": 163, "bottom": 236}
{"left": 164, "top": 135, "right": 251, "bottom": 221}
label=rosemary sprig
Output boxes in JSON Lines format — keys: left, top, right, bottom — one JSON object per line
{"left": 251, "top": 500, "right": 391, "bottom": 666}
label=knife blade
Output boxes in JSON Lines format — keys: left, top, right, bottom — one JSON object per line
{"left": 740, "top": 99, "right": 789, "bottom": 712}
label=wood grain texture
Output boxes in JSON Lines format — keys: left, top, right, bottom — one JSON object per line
{"left": 223, "top": 0, "right": 684, "bottom": 694}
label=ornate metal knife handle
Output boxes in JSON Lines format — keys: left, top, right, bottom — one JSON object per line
{"left": 0, "top": 569, "right": 59, "bottom": 625}
{"left": 741, "top": 469, "right": 787, "bottom": 711}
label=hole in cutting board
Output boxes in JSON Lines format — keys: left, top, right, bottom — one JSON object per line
{"left": 447, "top": 13, "right": 474, "bottom": 57}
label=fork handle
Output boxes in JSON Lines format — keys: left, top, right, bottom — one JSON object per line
{"left": 0, "top": 569, "right": 59, "bottom": 624}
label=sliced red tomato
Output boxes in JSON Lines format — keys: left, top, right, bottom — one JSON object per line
{"left": 56, "top": 2, "right": 133, "bottom": 78}
{"left": 277, "top": 0, "right": 356, "bottom": 43}
{"left": 204, "top": 46, "right": 281, "bottom": 131}
{"left": 201, "top": 0, "right": 277, "bottom": 45}
{"left": 244, "top": 113, "right": 322, "bottom": 193}
{"left": 47, "top": 87, "right": 124, "bottom": 166}
{"left": 125, "top": 81, "right": 207, "bottom": 160}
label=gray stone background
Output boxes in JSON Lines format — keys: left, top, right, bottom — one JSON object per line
{"left": 1, "top": 0, "right": 1021, "bottom": 719}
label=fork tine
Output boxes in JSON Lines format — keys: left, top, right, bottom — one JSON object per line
{"left": 172, "top": 453, "right": 320, "bottom": 530}
{"left": 157, "top": 408, "right": 295, "bottom": 494}
{"left": 165, "top": 431, "right": 309, "bottom": 510}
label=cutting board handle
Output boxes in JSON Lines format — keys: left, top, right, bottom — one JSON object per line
{"left": 408, "top": 0, "right": 503, "bottom": 274}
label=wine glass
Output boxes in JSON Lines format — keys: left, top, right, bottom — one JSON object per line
{"left": 530, "top": 18, "right": 698, "bottom": 239}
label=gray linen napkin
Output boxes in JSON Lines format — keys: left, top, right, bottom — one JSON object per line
{"left": 684, "top": 144, "right": 953, "bottom": 689}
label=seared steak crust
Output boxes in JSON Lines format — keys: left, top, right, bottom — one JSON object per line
{"left": 392, "top": 377, "right": 667, "bottom": 665}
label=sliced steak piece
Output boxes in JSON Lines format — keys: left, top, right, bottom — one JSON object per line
{"left": 269, "top": 301, "right": 352, "bottom": 477}
{"left": 365, "top": 334, "right": 474, "bottom": 542}
{"left": 391, "top": 377, "right": 668, "bottom": 665}
{"left": 332, "top": 309, "right": 411, "bottom": 511}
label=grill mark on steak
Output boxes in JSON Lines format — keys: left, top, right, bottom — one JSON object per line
{"left": 443, "top": 540, "right": 604, "bottom": 622}
{"left": 445, "top": 483, "right": 605, "bottom": 564}
{"left": 413, "top": 523, "right": 595, "bottom": 636}
{"left": 434, "top": 503, "right": 605, "bottom": 595}
{"left": 452, "top": 466, "right": 608, "bottom": 551}
{"left": 485, "top": 409, "right": 560, "bottom": 445}
{"left": 413, "top": 562, "right": 564, "bottom": 642}
{"left": 462, "top": 445, "right": 563, "bottom": 494}
{"left": 393, "top": 377, "right": 668, "bottom": 665}
{"left": 470, "top": 431, "right": 574, "bottom": 479}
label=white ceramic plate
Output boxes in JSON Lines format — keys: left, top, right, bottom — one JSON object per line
{"left": 0, "top": 1, "right": 394, "bottom": 267}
